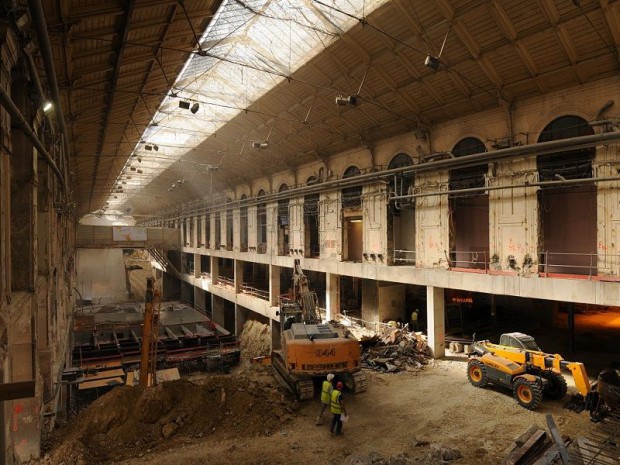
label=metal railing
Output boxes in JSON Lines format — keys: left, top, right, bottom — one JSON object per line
{"left": 538, "top": 251, "right": 598, "bottom": 277}
{"left": 216, "top": 276, "right": 234, "bottom": 287}
{"left": 257, "top": 243, "right": 267, "bottom": 254}
{"left": 448, "top": 250, "right": 488, "bottom": 271}
{"left": 391, "top": 249, "right": 416, "bottom": 266}
{"left": 278, "top": 244, "right": 290, "bottom": 256}
{"left": 241, "top": 283, "right": 269, "bottom": 300}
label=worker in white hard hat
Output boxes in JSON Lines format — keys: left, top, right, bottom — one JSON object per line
{"left": 316, "top": 373, "right": 335, "bottom": 425}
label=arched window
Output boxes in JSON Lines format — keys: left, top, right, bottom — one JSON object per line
{"left": 342, "top": 166, "right": 362, "bottom": 209}
{"left": 537, "top": 115, "right": 594, "bottom": 181}
{"left": 449, "top": 138, "right": 487, "bottom": 191}
{"left": 388, "top": 153, "right": 414, "bottom": 196}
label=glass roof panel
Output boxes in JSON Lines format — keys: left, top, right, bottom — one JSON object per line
{"left": 106, "top": 0, "right": 389, "bottom": 209}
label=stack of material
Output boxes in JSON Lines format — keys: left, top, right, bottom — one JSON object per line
{"left": 503, "top": 415, "right": 571, "bottom": 465}
{"left": 357, "top": 327, "right": 430, "bottom": 373}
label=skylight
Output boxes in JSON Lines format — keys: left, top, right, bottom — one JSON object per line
{"left": 106, "top": 0, "right": 388, "bottom": 209}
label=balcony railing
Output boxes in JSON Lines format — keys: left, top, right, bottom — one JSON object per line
{"left": 448, "top": 250, "right": 487, "bottom": 271}
{"left": 538, "top": 251, "right": 598, "bottom": 277}
{"left": 216, "top": 276, "right": 234, "bottom": 288}
{"left": 392, "top": 249, "right": 416, "bottom": 266}
{"left": 241, "top": 283, "right": 269, "bottom": 300}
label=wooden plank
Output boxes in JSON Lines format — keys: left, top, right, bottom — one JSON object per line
{"left": 79, "top": 377, "right": 124, "bottom": 390}
{"left": 0, "top": 381, "right": 36, "bottom": 401}
{"left": 79, "top": 368, "right": 125, "bottom": 382}
{"left": 505, "top": 430, "right": 547, "bottom": 465}
{"left": 531, "top": 444, "right": 559, "bottom": 465}
{"left": 546, "top": 414, "right": 570, "bottom": 464}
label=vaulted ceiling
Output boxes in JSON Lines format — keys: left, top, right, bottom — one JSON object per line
{"left": 38, "top": 0, "right": 620, "bottom": 218}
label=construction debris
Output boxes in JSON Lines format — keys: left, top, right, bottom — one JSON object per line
{"left": 353, "top": 327, "right": 430, "bottom": 373}
{"left": 502, "top": 415, "right": 570, "bottom": 465}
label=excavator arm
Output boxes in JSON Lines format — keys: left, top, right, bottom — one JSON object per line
{"left": 292, "top": 259, "right": 319, "bottom": 324}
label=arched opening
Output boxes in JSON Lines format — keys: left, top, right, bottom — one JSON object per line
{"left": 277, "top": 184, "right": 289, "bottom": 255}
{"left": 240, "top": 194, "right": 248, "bottom": 252}
{"left": 387, "top": 153, "right": 415, "bottom": 265}
{"left": 257, "top": 189, "right": 267, "bottom": 254}
{"left": 215, "top": 211, "right": 221, "bottom": 248}
{"left": 342, "top": 166, "right": 363, "bottom": 262}
{"left": 449, "top": 137, "right": 489, "bottom": 270}
{"left": 537, "top": 116, "right": 596, "bottom": 276}
{"left": 226, "top": 198, "right": 233, "bottom": 250}
{"left": 304, "top": 176, "right": 320, "bottom": 258}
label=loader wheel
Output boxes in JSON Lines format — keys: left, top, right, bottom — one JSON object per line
{"left": 542, "top": 371, "right": 568, "bottom": 400}
{"left": 513, "top": 378, "right": 543, "bottom": 410}
{"left": 467, "top": 359, "right": 489, "bottom": 388}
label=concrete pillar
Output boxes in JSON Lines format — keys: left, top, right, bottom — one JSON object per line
{"left": 193, "top": 253, "right": 201, "bottom": 279}
{"left": 269, "top": 264, "right": 281, "bottom": 306}
{"left": 200, "top": 215, "right": 207, "bottom": 247}
{"left": 194, "top": 287, "right": 206, "bottom": 313}
{"left": 211, "top": 256, "right": 219, "bottom": 285}
{"left": 427, "top": 286, "right": 445, "bottom": 358}
{"left": 192, "top": 216, "right": 198, "bottom": 247}
{"left": 325, "top": 273, "right": 340, "bottom": 321}
{"left": 212, "top": 295, "right": 225, "bottom": 327}
{"left": 235, "top": 304, "right": 248, "bottom": 336}
{"left": 234, "top": 259, "right": 243, "bottom": 293}
{"left": 361, "top": 279, "right": 378, "bottom": 323}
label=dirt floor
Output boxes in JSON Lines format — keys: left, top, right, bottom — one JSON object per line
{"left": 36, "top": 351, "right": 600, "bottom": 465}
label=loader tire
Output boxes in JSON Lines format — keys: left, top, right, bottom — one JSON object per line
{"left": 513, "top": 378, "right": 543, "bottom": 410}
{"left": 467, "top": 359, "right": 489, "bottom": 388}
{"left": 542, "top": 371, "right": 568, "bottom": 400}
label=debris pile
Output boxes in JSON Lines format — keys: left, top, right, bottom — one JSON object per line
{"left": 238, "top": 319, "right": 271, "bottom": 363}
{"left": 354, "top": 326, "right": 430, "bottom": 373}
{"left": 39, "top": 375, "right": 295, "bottom": 465}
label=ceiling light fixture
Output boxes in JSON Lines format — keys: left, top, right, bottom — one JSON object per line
{"left": 179, "top": 100, "right": 190, "bottom": 110}
{"left": 190, "top": 102, "right": 200, "bottom": 114}
{"left": 252, "top": 141, "right": 269, "bottom": 149}
{"left": 42, "top": 101, "right": 53, "bottom": 113}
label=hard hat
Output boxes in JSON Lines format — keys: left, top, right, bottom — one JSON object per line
{"left": 336, "top": 381, "right": 344, "bottom": 390}
{"left": 327, "top": 373, "right": 335, "bottom": 381}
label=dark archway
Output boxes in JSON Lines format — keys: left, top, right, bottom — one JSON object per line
{"left": 537, "top": 116, "right": 596, "bottom": 275}
{"left": 304, "top": 176, "right": 320, "bottom": 258}
{"left": 257, "top": 189, "right": 267, "bottom": 253}
{"left": 277, "top": 184, "right": 289, "bottom": 255}
{"left": 342, "top": 166, "right": 362, "bottom": 262}
{"left": 240, "top": 194, "right": 248, "bottom": 252}
{"left": 388, "top": 153, "right": 415, "bottom": 265}
{"left": 449, "top": 138, "right": 488, "bottom": 270}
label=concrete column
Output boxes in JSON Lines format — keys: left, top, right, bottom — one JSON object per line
{"left": 235, "top": 304, "right": 247, "bottom": 336}
{"left": 234, "top": 259, "right": 243, "bottom": 293}
{"left": 185, "top": 218, "right": 191, "bottom": 246}
{"left": 200, "top": 215, "right": 207, "bottom": 247}
{"left": 193, "top": 253, "right": 201, "bottom": 279}
{"left": 194, "top": 287, "right": 206, "bottom": 313}
{"left": 427, "top": 286, "right": 445, "bottom": 358}
{"left": 212, "top": 295, "right": 225, "bottom": 327}
{"left": 325, "top": 273, "right": 340, "bottom": 321}
{"left": 180, "top": 220, "right": 186, "bottom": 246}
{"left": 192, "top": 216, "right": 198, "bottom": 247}
{"left": 269, "top": 264, "right": 281, "bottom": 306}
{"left": 211, "top": 256, "right": 219, "bottom": 285}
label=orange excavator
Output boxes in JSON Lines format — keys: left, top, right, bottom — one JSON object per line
{"left": 270, "top": 260, "right": 367, "bottom": 399}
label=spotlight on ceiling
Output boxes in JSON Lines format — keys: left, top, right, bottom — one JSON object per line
{"left": 42, "top": 101, "right": 53, "bottom": 113}
{"left": 137, "top": 156, "right": 142, "bottom": 162}
{"left": 137, "top": 169, "right": 143, "bottom": 174}
{"left": 190, "top": 102, "right": 200, "bottom": 114}
{"left": 179, "top": 100, "right": 190, "bottom": 110}
{"left": 252, "top": 141, "right": 269, "bottom": 149}
{"left": 424, "top": 55, "right": 440, "bottom": 70}
{"left": 336, "top": 95, "right": 357, "bottom": 106}
{"left": 153, "top": 145, "right": 159, "bottom": 151}
{"left": 145, "top": 145, "right": 153, "bottom": 151}
{"left": 130, "top": 166, "right": 136, "bottom": 171}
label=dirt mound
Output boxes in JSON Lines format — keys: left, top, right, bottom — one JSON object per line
{"left": 239, "top": 319, "right": 271, "bottom": 363}
{"left": 41, "top": 375, "right": 294, "bottom": 464}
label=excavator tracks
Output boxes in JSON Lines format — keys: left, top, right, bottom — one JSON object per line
{"left": 352, "top": 371, "right": 368, "bottom": 393}
{"left": 271, "top": 351, "right": 314, "bottom": 400}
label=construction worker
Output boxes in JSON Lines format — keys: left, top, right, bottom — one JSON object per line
{"left": 410, "top": 308, "right": 419, "bottom": 332}
{"left": 330, "top": 381, "right": 347, "bottom": 436}
{"left": 316, "top": 373, "right": 334, "bottom": 425}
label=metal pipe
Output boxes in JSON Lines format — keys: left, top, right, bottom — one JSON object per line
{"left": 390, "top": 175, "right": 620, "bottom": 200}
{"left": 148, "top": 131, "right": 620, "bottom": 222}
{"left": 28, "top": 0, "right": 71, "bottom": 162}
{"left": 0, "top": 85, "right": 66, "bottom": 191}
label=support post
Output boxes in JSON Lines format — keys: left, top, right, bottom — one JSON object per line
{"left": 427, "top": 286, "right": 445, "bottom": 358}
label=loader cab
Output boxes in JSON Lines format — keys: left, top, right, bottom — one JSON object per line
{"left": 499, "top": 332, "right": 540, "bottom": 351}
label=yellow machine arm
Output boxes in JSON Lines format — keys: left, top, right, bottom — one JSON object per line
{"left": 475, "top": 341, "right": 592, "bottom": 396}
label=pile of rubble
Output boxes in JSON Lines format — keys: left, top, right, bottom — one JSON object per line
{"left": 352, "top": 326, "right": 430, "bottom": 374}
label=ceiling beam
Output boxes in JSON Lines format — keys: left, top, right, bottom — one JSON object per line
{"left": 90, "top": 0, "right": 137, "bottom": 212}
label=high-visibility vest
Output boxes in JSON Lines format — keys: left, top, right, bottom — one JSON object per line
{"left": 412, "top": 311, "right": 418, "bottom": 321}
{"left": 321, "top": 380, "right": 333, "bottom": 404}
{"left": 330, "top": 389, "right": 343, "bottom": 414}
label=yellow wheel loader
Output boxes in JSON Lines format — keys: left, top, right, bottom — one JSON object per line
{"left": 467, "top": 332, "right": 594, "bottom": 412}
